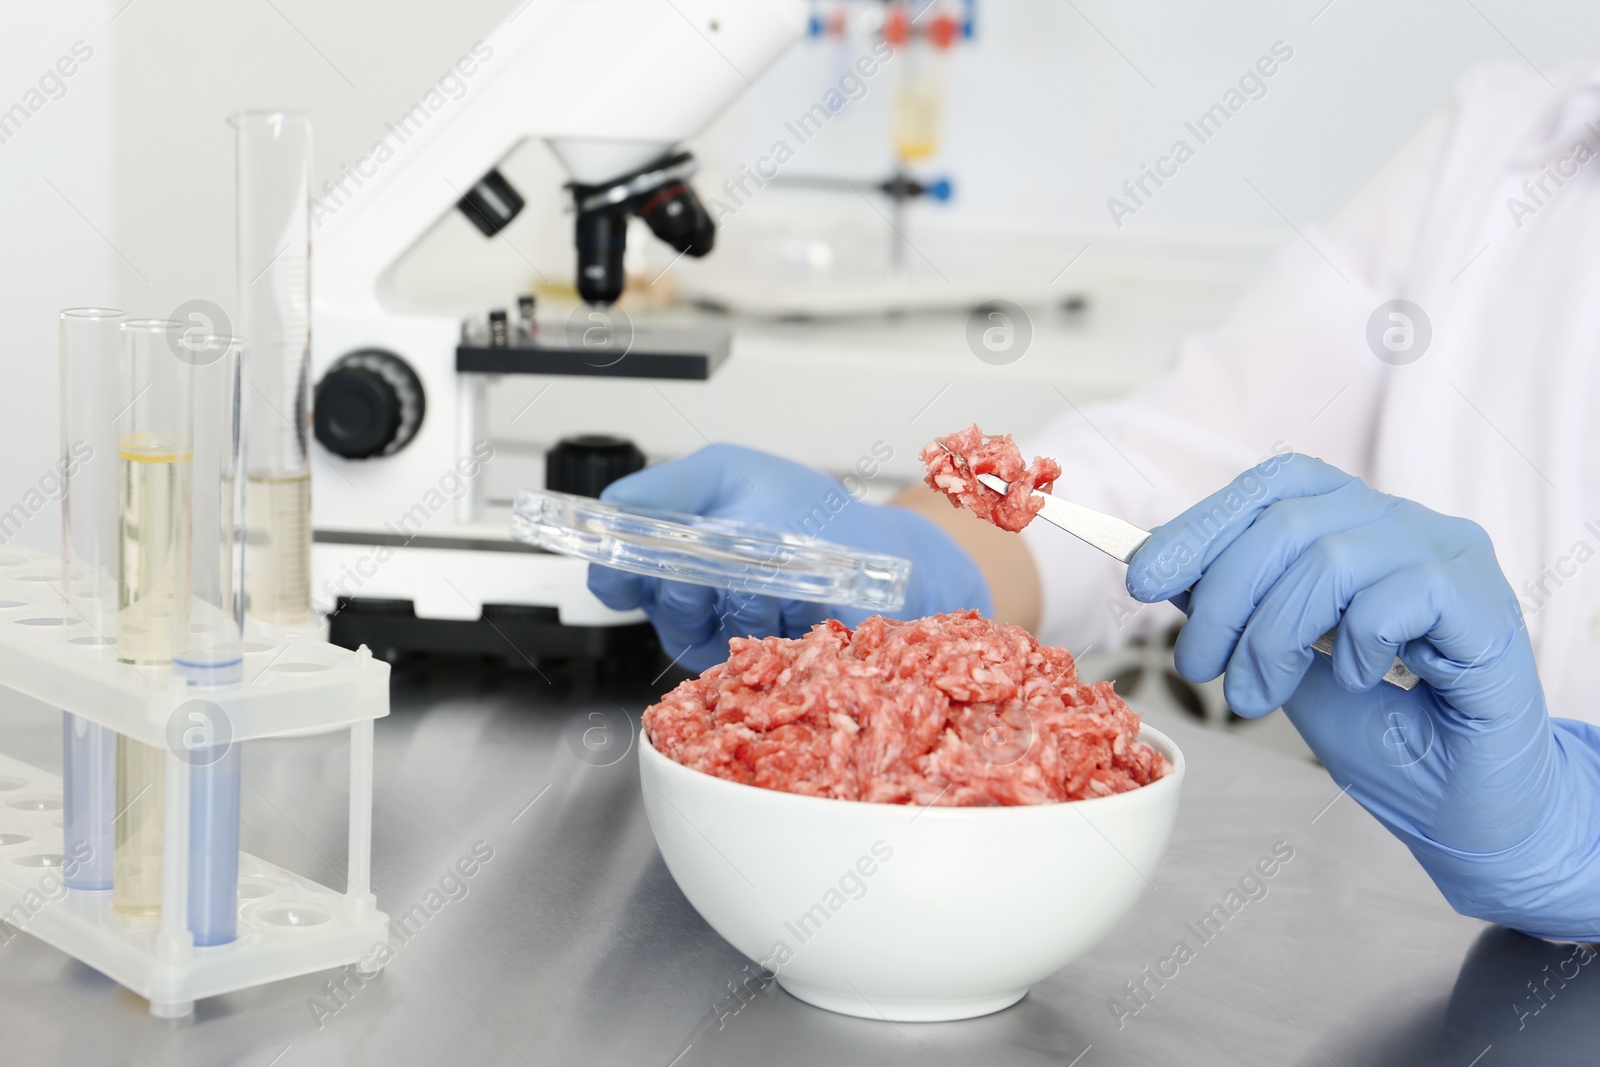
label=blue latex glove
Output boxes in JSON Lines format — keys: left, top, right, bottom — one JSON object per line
{"left": 587, "top": 444, "right": 992, "bottom": 673}
{"left": 1125, "top": 453, "right": 1600, "bottom": 940}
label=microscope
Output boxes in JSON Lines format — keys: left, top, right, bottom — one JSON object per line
{"left": 309, "top": 0, "right": 805, "bottom": 663}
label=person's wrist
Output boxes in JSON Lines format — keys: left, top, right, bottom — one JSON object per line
{"left": 1404, "top": 719, "right": 1597, "bottom": 939}
{"left": 866, "top": 504, "right": 994, "bottom": 620}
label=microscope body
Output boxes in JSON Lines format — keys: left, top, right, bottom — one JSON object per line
{"left": 309, "top": 0, "right": 804, "bottom": 655}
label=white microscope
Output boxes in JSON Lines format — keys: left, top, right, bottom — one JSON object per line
{"left": 310, "top": 0, "right": 805, "bottom": 662}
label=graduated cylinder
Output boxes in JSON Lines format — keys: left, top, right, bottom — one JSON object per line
{"left": 234, "top": 110, "right": 313, "bottom": 627}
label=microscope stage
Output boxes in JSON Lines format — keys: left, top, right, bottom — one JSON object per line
{"left": 456, "top": 323, "right": 730, "bottom": 379}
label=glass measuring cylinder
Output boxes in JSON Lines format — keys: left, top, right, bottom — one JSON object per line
{"left": 233, "top": 111, "right": 313, "bottom": 626}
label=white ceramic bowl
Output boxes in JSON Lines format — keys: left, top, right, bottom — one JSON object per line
{"left": 639, "top": 725, "right": 1184, "bottom": 1022}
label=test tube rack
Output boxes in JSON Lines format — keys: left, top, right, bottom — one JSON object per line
{"left": 0, "top": 545, "right": 389, "bottom": 1017}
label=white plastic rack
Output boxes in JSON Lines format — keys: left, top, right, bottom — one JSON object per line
{"left": 0, "top": 545, "right": 390, "bottom": 1016}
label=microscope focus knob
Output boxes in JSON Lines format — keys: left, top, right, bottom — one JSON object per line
{"left": 546, "top": 435, "right": 646, "bottom": 498}
{"left": 314, "top": 350, "right": 426, "bottom": 460}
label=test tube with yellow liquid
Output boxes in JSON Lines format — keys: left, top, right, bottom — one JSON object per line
{"left": 118, "top": 437, "right": 192, "bottom": 662}
{"left": 891, "top": 54, "right": 942, "bottom": 163}
{"left": 888, "top": 0, "right": 957, "bottom": 165}
{"left": 113, "top": 319, "right": 191, "bottom": 918}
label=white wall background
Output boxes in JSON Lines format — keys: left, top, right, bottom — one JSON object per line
{"left": 0, "top": 3, "right": 116, "bottom": 554}
{"left": 4, "top": 0, "right": 1600, "bottom": 549}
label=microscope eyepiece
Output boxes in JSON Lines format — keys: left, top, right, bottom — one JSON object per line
{"left": 458, "top": 168, "right": 525, "bottom": 237}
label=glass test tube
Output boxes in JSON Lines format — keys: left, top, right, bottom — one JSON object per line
{"left": 113, "top": 735, "right": 164, "bottom": 916}
{"left": 233, "top": 111, "right": 313, "bottom": 627}
{"left": 62, "top": 715, "right": 115, "bottom": 890}
{"left": 113, "top": 319, "right": 190, "bottom": 917}
{"left": 891, "top": 25, "right": 943, "bottom": 162}
{"left": 178, "top": 333, "right": 247, "bottom": 946}
{"left": 187, "top": 741, "right": 241, "bottom": 946}
{"left": 59, "top": 307, "right": 123, "bottom": 891}
{"left": 117, "top": 319, "right": 192, "bottom": 666}
{"left": 176, "top": 334, "right": 246, "bottom": 684}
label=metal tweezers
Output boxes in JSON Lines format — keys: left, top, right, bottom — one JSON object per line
{"left": 973, "top": 471, "right": 1420, "bottom": 691}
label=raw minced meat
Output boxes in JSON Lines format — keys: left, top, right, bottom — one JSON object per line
{"left": 643, "top": 611, "right": 1170, "bottom": 807}
{"left": 920, "top": 424, "right": 1062, "bottom": 532}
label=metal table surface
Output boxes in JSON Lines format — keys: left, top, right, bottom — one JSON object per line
{"left": 0, "top": 659, "right": 1592, "bottom": 1067}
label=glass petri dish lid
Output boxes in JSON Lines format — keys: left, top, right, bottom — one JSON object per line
{"left": 511, "top": 489, "right": 910, "bottom": 611}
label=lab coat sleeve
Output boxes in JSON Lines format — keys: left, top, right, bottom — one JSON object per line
{"left": 1022, "top": 106, "right": 1457, "bottom": 653}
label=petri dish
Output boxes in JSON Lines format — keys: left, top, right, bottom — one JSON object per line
{"left": 511, "top": 489, "right": 910, "bottom": 611}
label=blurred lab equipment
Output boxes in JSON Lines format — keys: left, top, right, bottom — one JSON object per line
{"left": 310, "top": 0, "right": 806, "bottom": 662}
{"left": 678, "top": 0, "right": 1083, "bottom": 317}
{"left": 233, "top": 111, "right": 314, "bottom": 629}
{"left": 804, "top": 0, "right": 971, "bottom": 267}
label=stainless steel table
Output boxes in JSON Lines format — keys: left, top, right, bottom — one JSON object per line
{"left": 0, "top": 659, "right": 1591, "bottom": 1066}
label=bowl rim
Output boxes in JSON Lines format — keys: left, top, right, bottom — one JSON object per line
{"left": 639, "top": 720, "right": 1185, "bottom": 820}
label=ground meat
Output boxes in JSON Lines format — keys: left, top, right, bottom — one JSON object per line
{"left": 920, "top": 425, "right": 1062, "bottom": 532}
{"left": 644, "top": 611, "right": 1170, "bottom": 807}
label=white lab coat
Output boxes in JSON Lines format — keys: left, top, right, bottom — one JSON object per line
{"left": 1022, "top": 59, "right": 1600, "bottom": 723}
